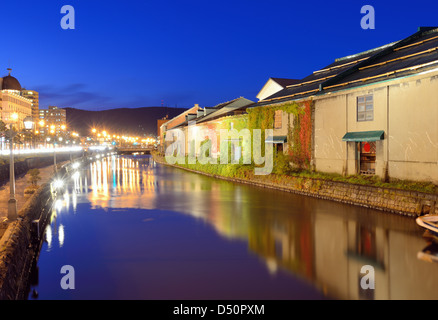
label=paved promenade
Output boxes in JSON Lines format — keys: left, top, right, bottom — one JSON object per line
{"left": 0, "top": 163, "right": 66, "bottom": 221}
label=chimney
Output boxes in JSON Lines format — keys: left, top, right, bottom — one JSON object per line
{"left": 417, "top": 26, "right": 438, "bottom": 33}
{"left": 204, "top": 107, "right": 215, "bottom": 116}
{"left": 186, "top": 114, "right": 197, "bottom": 122}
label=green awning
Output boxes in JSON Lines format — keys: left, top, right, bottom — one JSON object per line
{"left": 342, "top": 130, "right": 384, "bottom": 142}
{"left": 265, "top": 135, "right": 287, "bottom": 144}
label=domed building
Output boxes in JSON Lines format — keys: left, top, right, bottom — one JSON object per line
{"left": 0, "top": 68, "right": 32, "bottom": 130}
{"left": 1, "top": 72, "right": 22, "bottom": 91}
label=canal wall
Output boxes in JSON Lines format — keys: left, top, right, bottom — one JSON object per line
{"left": 0, "top": 159, "right": 78, "bottom": 299}
{"left": 0, "top": 152, "right": 110, "bottom": 300}
{"left": 152, "top": 155, "right": 437, "bottom": 218}
{"left": 0, "top": 179, "right": 55, "bottom": 299}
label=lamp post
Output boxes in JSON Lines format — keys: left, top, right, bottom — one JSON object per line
{"left": 7, "top": 113, "right": 19, "bottom": 220}
{"left": 39, "top": 120, "right": 45, "bottom": 148}
{"left": 23, "top": 116, "right": 34, "bottom": 149}
{"left": 54, "top": 140, "right": 57, "bottom": 173}
{"left": 49, "top": 125, "right": 57, "bottom": 173}
{"left": 60, "top": 124, "right": 66, "bottom": 147}
{"left": 7, "top": 127, "right": 17, "bottom": 220}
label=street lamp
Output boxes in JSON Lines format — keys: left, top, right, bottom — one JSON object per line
{"left": 7, "top": 113, "right": 26, "bottom": 220}
{"left": 38, "top": 120, "right": 45, "bottom": 148}
{"left": 60, "top": 124, "right": 67, "bottom": 147}
{"left": 23, "top": 116, "right": 34, "bottom": 149}
{"left": 6, "top": 129, "right": 17, "bottom": 220}
{"left": 53, "top": 125, "right": 67, "bottom": 173}
{"left": 23, "top": 116, "right": 34, "bottom": 130}
{"left": 53, "top": 139, "right": 58, "bottom": 173}
{"left": 91, "top": 128, "right": 97, "bottom": 146}
{"left": 10, "top": 113, "right": 18, "bottom": 122}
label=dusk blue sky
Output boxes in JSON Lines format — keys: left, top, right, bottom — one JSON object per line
{"left": 1, "top": 0, "right": 437, "bottom": 111}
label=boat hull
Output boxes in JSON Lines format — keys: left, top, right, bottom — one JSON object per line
{"left": 418, "top": 242, "right": 438, "bottom": 263}
{"left": 416, "top": 215, "right": 438, "bottom": 238}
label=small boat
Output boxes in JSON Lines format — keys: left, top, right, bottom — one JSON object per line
{"left": 416, "top": 215, "right": 438, "bottom": 239}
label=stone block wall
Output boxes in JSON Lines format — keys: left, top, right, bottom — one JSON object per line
{"left": 153, "top": 154, "right": 436, "bottom": 218}
{"left": 0, "top": 165, "right": 68, "bottom": 300}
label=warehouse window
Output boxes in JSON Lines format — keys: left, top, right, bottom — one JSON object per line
{"left": 357, "top": 94, "right": 373, "bottom": 122}
{"left": 274, "top": 110, "right": 282, "bottom": 129}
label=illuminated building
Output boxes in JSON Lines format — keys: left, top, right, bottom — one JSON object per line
{"left": 159, "top": 104, "right": 202, "bottom": 153}
{"left": 0, "top": 68, "right": 32, "bottom": 130}
{"left": 39, "top": 106, "right": 67, "bottom": 136}
{"left": 21, "top": 89, "right": 39, "bottom": 125}
{"left": 163, "top": 98, "right": 254, "bottom": 157}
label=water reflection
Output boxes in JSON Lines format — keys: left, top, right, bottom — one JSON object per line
{"left": 88, "top": 156, "right": 158, "bottom": 209}
{"left": 35, "top": 154, "right": 438, "bottom": 300}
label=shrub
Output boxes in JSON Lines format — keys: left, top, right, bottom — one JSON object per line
{"left": 24, "top": 185, "right": 39, "bottom": 194}
{"left": 273, "top": 152, "right": 292, "bottom": 175}
{"left": 28, "top": 168, "right": 41, "bottom": 186}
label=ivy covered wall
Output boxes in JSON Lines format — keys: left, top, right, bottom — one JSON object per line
{"left": 246, "top": 100, "right": 313, "bottom": 169}
{"left": 289, "top": 100, "right": 312, "bottom": 169}
{"left": 187, "top": 100, "right": 313, "bottom": 170}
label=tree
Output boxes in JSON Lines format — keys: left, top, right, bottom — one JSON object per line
{"left": 0, "top": 120, "right": 6, "bottom": 133}
{"left": 0, "top": 120, "right": 6, "bottom": 142}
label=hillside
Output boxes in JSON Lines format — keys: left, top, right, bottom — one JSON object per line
{"left": 64, "top": 106, "right": 186, "bottom": 137}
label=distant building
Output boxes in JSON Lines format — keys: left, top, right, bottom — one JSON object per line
{"left": 21, "top": 89, "right": 39, "bottom": 125}
{"left": 0, "top": 68, "right": 32, "bottom": 130}
{"left": 39, "top": 106, "right": 67, "bottom": 136}
{"left": 157, "top": 115, "right": 169, "bottom": 138}
{"left": 159, "top": 104, "right": 202, "bottom": 153}
{"left": 164, "top": 97, "right": 254, "bottom": 158}
{"left": 256, "top": 78, "right": 301, "bottom": 101}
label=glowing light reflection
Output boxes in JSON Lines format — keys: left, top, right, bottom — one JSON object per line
{"left": 88, "top": 155, "right": 156, "bottom": 208}
{"left": 45, "top": 225, "right": 53, "bottom": 250}
{"left": 58, "top": 224, "right": 65, "bottom": 248}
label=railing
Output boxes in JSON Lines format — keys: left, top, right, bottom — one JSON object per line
{"left": 115, "top": 146, "right": 154, "bottom": 154}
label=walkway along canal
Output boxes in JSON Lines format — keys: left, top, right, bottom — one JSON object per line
{"left": 25, "top": 154, "right": 438, "bottom": 299}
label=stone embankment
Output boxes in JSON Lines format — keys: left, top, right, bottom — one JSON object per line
{"left": 0, "top": 166, "right": 68, "bottom": 300}
{"left": 0, "top": 153, "right": 91, "bottom": 300}
{"left": 152, "top": 154, "right": 437, "bottom": 218}
{"left": 0, "top": 150, "right": 114, "bottom": 299}
{"left": 0, "top": 181, "right": 53, "bottom": 299}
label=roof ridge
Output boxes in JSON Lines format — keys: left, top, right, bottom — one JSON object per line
{"left": 211, "top": 97, "right": 246, "bottom": 108}
{"left": 320, "top": 27, "right": 438, "bottom": 92}
{"left": 335, "top": 41, "right": 399, "bottom": 63}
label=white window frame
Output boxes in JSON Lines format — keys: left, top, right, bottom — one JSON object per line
{"left": 357, "top": 94, "right": 373, "bottom": 122}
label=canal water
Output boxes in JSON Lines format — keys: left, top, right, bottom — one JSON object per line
{"left": 27, "top": 155, "right": 438, "bottom": 300}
